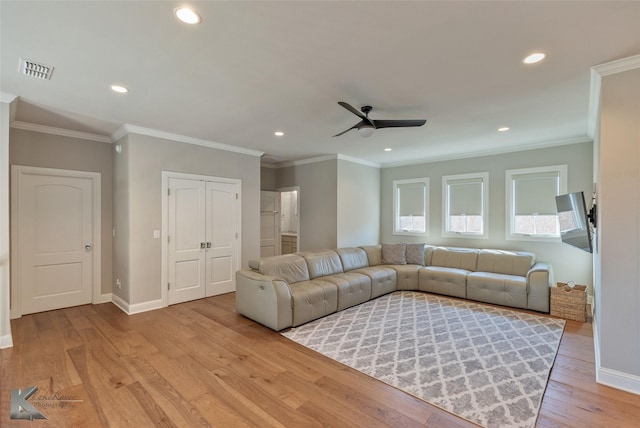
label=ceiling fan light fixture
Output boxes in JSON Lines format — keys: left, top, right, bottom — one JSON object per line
{"left": 358, "top": 126, "right": 375, "bottom": 138}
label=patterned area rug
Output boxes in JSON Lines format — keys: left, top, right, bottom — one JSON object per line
{"left": 282, "top": 291, "right": 565, "bottom": 428}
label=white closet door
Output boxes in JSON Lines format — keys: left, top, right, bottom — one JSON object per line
{"left": 16, "top": 171, "right": 94, "bottom": 315}
{"left": 205, "top": 181, "right": 238, "bottom": 297}
{"left": 168, "top": 178, "right": 206, "bottom": 305}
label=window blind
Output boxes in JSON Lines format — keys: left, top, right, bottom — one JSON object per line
{"left": 397, "top": 182, "right": 425, "bottom": 216}
{"left": 513, "top": 171, "right": 559, "bottom": 215}
{"left": 449, "top": 178, "right": 483, "bottom": 215}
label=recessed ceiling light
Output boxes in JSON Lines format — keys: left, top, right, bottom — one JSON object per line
{"left": 175, "top": 7, "right": 201, "bottom": 24}
{"left": 523, "top": 52, "right": 546, "bottom": 64}
{"left": 384, "top": 148, "right": 392, "bottom": 152}
{"left": 110, "top": 85, "right": 128, "bottom": 94}
{"left": 498, "top": 127, "right": 510, "bottom": 132}
{"left": 274, "top": 131, "right": 284, "bottom": 137}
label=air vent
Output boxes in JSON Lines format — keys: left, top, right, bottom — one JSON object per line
{"left": 19, "top": 58, "right": 54, "bottom": 80}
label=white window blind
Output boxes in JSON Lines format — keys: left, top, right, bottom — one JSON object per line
{"left": 398, "top": 182, "right": 425, "bottom": 216}
{"left": 393, "top": 178, "right": 429, "bottom": 235}
{"left": 513, "top": 171, "right": 560, "bottom": 215}
{"left": 449, "top": 178, "right": 483, "bottom": 216}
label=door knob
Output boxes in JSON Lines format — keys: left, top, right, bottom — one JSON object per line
{"left": 85, "top": 244, "right": 92, "bottom": 251}
{"left": 200, "top": 242, "right": 206, "bottom": 249}
{"left": 206, "top": 242, "right": 211, "bottom": 248}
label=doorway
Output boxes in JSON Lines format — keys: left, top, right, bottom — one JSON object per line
{"left": 278, "top": 187, "right": 300, "bottom": 254}
{"left": 11, "top": 166, "right": 101, "bottom": 318}
{"left": 162, "top": 172, "right": 241, "bottom": 306}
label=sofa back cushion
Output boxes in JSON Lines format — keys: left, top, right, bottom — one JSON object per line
{"left": 476, "top": 250, "right": 535, "bottom": 277}
{"left": 336, "top": 248, "right": 370, "bottom": 271}
{"left": 406, "top": 243, "right": 426, "bottom": 265}
{"left": 299, "top": 250, "right": 344, "bottom": 279}
{"left": 253, "top": 254, "right": 310, "bottom": 283}
{"left": 430, "top": 247, "right": 478, "bottom": 271}
{"left": 359, "top": 245, "right": 382, "bottom": 266}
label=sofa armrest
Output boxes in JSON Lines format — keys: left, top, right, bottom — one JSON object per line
{"left": 236, "top": 269, "right": 293, "bottom": 331}
{"left": 526, "top": 262, "right": 553, "bottom": 312}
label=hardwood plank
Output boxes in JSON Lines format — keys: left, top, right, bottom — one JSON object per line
{"left": 2, "top": 292, "right": 639, "bottom": 427}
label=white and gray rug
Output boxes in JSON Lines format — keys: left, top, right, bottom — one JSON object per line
{"left": 282, "top": 291, "right": 565, "bottom": 428}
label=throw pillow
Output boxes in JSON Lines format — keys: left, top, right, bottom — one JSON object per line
{"left": 382, "top": 243, "right": 407, "bottom": 265}
{"left": 406, "top": 243, "right": 426, "bottom": 265}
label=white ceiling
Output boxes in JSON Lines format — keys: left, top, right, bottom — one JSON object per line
{"left": 2, "top": 1, "right": 639, "bottom": 166}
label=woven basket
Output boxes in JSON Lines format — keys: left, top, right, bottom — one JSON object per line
{"left": 550, "top": 282, "right": 587, "bottom": 322}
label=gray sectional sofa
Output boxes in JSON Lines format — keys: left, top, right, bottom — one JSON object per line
{"left": 236, "top": 244, "right": 553, "bottom": 331}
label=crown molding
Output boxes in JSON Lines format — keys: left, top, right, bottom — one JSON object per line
{"left": 592, "top": 54, "right": 640, "bottom": 76}
{"left": 381, "top": 136, "right": 592, "bottom": 168}
{"left": 278, "top": 154, "right": 337, "bottom": 168}
{"left": 10, "top": 120, "right": 112, "bottom": 144}
{"left": 337, "top": 154, "right": 381, "bottom": 168}
{"left": 588, "top": 54, "right": 640, "bottom": 139}
{"left": 111, "top": 124, "right": 264, "bottom": 157}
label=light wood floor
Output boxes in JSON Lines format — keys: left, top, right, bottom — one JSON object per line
{"left": 2, "top": 293, "right": 639, "bottom": 427}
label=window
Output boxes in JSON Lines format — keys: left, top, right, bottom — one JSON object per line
{"left": 393, "top": 178, "right": 429, "bottom": 235}
{"left": 506, "top": 165, "right": 567, "bottom": 240}
{"left": 443, "top": 172, "right": 488, "bottom": 238}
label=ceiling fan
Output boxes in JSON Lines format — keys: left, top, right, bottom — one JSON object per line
{"left": 333, "top": 101, "right": 427, "bottom": 138}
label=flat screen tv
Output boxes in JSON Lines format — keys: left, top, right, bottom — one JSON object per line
{"left": 555, "top": 191, "right": 594, "bottom": 253}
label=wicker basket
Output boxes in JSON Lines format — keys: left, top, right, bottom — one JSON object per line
{"left": 550, "top": 282, "right": 587, "bottom": 322}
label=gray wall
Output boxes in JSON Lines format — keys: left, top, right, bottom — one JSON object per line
{"left": 113, "top": 132, "right": 261, "bottom": 305}
{"left": 276, "top": 159, "right": 338, "bottom": 251}
{"left": 381, "top": 142, "right": 594, "bottom": 289}
{"left": 10, "top": 128, "right": 114, "bottom": 296}
{"left": 337, "top": 159, "right": 380, "bottom": 247}
{"left": 597, "top": 68, "right": 640, "bottom": 378}
{"left": 260, "top": 165, "right": 276, "bottom": 190}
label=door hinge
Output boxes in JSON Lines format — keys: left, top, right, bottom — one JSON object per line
{"left": 236, "top": 193, "right": 238, "bottom": 200}
{"left": 236, "top": 232, "right": 238, "bottom": 239}
{"left": 168, "top": 188, "right": 171, "bottom": 196}
{"left": 167, "top": 235, "right": 171, "bottom": 243}
{"left": 168, "top": 282, "right": 170, "bottom": 290}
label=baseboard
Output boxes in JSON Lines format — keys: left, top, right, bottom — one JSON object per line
{"left": 597, "top": 368, "right": 640, "bottom": 395}
{"left": 0, "top": 334, "right": 13, "bottom": 349}
{"left": 111, "top": 294, "right": 165, "bottom": 315}
{"left": 593, "top": 312, "right": 640, "bottom": 395}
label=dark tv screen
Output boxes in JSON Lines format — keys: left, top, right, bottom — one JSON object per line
{"left": 555, "top": 191, "right": 593, "bottom": 253}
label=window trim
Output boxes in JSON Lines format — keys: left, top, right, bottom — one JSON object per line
{"left": 442, "top": 172, "right": 489, "bottom": 239}
{"left": 505, "top": 165, "right": 567, "bottom": 242}
{"left": 393, "top": 177, "right": 429, "bottom": 236}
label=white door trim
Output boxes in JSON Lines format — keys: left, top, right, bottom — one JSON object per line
{"left": 161, "top": 171, "right": 242, "bottom": 307}
{"left": 11, "top": 165, "right": 101, "bottom": 319}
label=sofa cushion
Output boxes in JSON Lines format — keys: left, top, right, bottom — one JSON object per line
{"left": 359, "top": 245, "right": 382, "bottom": 266}
{"left": 406, "top": 243, "right": 426, "bottom": 265}
{"left": 336, "top": 247, "right": 370, "bottom": 271}
{"left": 419, "top": 266, "right": 469, "bottom": 298}
{"left": 320, "top": 272, "right": 372, "bottom": 311}
{"left": 253, "top": 254, "right": 310, "bottom": 284}
{"left": 299, "top": 250, "right": 344, "bottom": 279}
{"left": 289, "top": 280, "right": 338, "bottom": 326}
{"left": 391, "top": 264, "right": 422, "bottom": 291}
{"left": 430, "top": 247, "right": 478, "bottom": 271}
{"left": 351, "top": 266, "right": 397, "bottom": 298}
{"left": 466, "top": 271, "right": 528, "bottom": 309}
{"left": 476, "top": 250, "right": 535, "bottom": 277}
{"left": 382, "top": 243, "right": 407, "bottom": 265}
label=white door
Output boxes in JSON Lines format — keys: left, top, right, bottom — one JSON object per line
{"left": 167, "top": 178, "right": 206, "bottom": 305}
{"left": 205, "top": 181, "right": 238, "bottom": 296}
{"left": 166, "top": 175, "right": 240, "bottom": 305}
{"left": 14, "top": 170, "right": 95, "bottom": 315}
{"left": 260, "top": 191, "right": 281, "bottom": 257}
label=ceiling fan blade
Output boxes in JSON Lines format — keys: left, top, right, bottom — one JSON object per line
{"left": 374, "top": 119, "right": 426, "bottom": 129}
{"left": 338, "top": 102, "right": 367, "bottom": 120}
{"left": 333, "top": 120, "right": 366, "bottom": 137}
